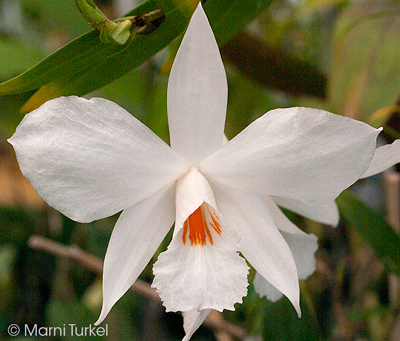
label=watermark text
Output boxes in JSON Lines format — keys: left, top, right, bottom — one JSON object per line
{"left": 7, "top": 324, "right": 108, "bottom": 337}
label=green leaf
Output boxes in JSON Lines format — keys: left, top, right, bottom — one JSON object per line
{"left": 0, "top": 0, "right": 197, "bottom": 110}
{"left": 337, "top": 190, "right": 400, "bottom": 278}
{"left": 0, "top": 0, "right": 271, "bottom": 112}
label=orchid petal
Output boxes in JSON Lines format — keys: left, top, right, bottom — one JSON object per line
{"left": 281, "top": 231, "right": 318, "bottom": 280}
{"left": 182, "top": 309, "right": 211, "bottom": 341}
{"left": 167, "top": 4, "right": 227, "bottom": 164}
{"left": 174, "top": 167, "right": 218, "bottom": 237}
{"left": 152, "top": 206, "right": 249, "bottom": 312}
{"left": 253, "top": 231, "right": 318, "bottom": 300}
{"left": 95, "top": 185, "right": 175, "bottom": 325}
{"left": 361, "top": 139, "right": 400, "bottom": 178}
{"left": 8, "top": 96, "right": 188, "bottom": 222}
{"left": 262, "top": 195, "right": 306, "bottom": 234}
{"left": 212, "top": 184, "right": 301, "bottom": 316}
{"left": 201, "top": 107, "right": 381, "bottom": 206}
{"left": 262, "top": 197, "right": 318, "bottom": 279}
{"left": 254, "top": 232, "right": 317, "bottom": 300}
{"left": 272, "top": 196, "right": 340, "bottom": 226}
{"left": 253, "top": 273, "right": 283, "bottom": 302}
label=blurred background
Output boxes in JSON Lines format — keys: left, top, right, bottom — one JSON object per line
{"left": 1, "top": 0, "right": 400, "bottom": 340}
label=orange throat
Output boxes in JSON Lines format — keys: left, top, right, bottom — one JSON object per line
{"left": 182, "top": 203, "right": 222, "bottom": 246}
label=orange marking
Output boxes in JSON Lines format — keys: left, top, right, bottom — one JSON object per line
{"left": 207, "top": 205, "right": 222, "bottom": 235}
{"left": 182, "top": 204, "right": 222, "bottom": 246}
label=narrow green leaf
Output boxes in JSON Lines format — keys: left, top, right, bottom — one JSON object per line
{"left": 0, "top": 0, "right": 271, "bottom": 112}
{"left": 337, "top": 190, "right": 400, "bottom": 278}
{"left": 0, "top": 0, "right": 196, "bottom": 96}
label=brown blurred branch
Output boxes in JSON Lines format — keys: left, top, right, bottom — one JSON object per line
{"left": 28, "top": 235, "right": 247, "bottom": 340}
{"left": 220, "top": 32, "right": 327, "bottom": 99}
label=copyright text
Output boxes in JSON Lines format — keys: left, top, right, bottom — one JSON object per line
{"left": 7, "top": 324, "right": 108, "bottom": 337}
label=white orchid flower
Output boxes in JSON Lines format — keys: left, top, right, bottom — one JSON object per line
{"left": 8, "top": 3, "right": 397, "bottom": 339}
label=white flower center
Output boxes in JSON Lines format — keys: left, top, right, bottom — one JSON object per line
{"left": 174, "top": 166, "right": 221, "bottom": 245}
